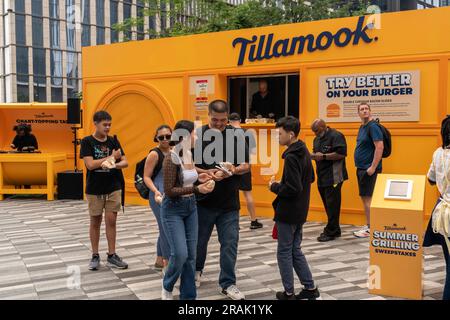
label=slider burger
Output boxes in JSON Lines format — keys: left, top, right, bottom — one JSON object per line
{"left": 206, "top": 180, "right": 215, "bottom": 189}
{"left": 101, "top": 156, "right": 116, "bottom": 169}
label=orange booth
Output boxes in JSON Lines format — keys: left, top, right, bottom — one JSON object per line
{"left": 81, "top": 7, "right": 450, "bottom": 226}
{"left": 0, "top": 103, "right": 75, "bottom": 199}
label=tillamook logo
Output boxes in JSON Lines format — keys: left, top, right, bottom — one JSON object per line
{"left": 384, "top": 223, "right": 406, "bottom": 231}
{"left": 372, "top": 224, "right": 420, "bottom": 257}
{"left": 34, "top": 112, "right": 54, "bottom": 119}
{"left": 232, "top": 16, "right": 377, "bottom": 66}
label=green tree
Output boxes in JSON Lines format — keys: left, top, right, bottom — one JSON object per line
{"left": 113, "top": 0, "right": 371, "bottom": 41}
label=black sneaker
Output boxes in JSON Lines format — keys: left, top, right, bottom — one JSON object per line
{"left": 296, "top": 287, "right": 321, "bottom": 300}
{"left": 250, "top": 220, "right": 263, "bottom": 229}
{"left": 106, "top": 253, "right": 128, "bottom": 269}
{"left": 89, "top": 254, "right": 100, "bottom": 271}
{"left": 317, "top": 233, "right": 336, "bottom": 242}
{"left": 276, "top": 291, "right": 295, "bottom": 300}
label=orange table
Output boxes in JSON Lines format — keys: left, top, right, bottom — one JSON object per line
{"left": 0, "top": 152, "right": 67, "bottom": 200}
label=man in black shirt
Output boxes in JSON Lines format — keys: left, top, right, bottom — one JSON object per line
{"left": 311, "top": 119, "right": 348, "bottom": 242}
{"left": 80, "top": 111, "right": 128, "bottom": 271}
{"left": 11, "top": 124, "right": 38, "bottom": 151}
{"left": 194, "top": 100, "right": 250, "bottom": 300}
{"left": 250, "top": 79, "right": 279, "bottom": 119}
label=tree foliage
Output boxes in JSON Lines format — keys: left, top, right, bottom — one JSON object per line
{"left": 113, "top": 0, "right": 371, "bottom": 41}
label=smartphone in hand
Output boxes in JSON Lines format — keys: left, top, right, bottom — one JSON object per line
{"left": 215, "top": 165, "right": 232, "bottom": 176}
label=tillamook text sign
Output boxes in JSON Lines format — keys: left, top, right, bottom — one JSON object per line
{"left": 319, "top": 70, "right": 420, "bottom": 122}
{"left": 232, "top": 16, "right": 376, "bottom": 66}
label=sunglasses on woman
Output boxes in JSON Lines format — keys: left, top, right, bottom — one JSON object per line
{"left": 157, "top": 134, "right": 172, "bottom": 141}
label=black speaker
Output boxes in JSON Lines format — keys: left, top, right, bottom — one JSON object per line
{"left": 57, "top": 171, "right": 83, "bottom": 200}
{"left": 67, "top": 98, "right": 81, "bottom": 124}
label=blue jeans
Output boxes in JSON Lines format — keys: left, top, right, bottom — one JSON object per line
{"left": 149, "top": 192, "right": 170, "bottom": 260}
{"left": 276, "top": 221, "right": 315, "bottom": 294}
{"left": 196, "top": 205, "right": 239, "bottom": 289}
{"left": 161, "top": 195, "right": 198, "bottom": 300}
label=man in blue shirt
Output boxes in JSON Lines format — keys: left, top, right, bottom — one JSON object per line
{"left": 353, "top": 103, "right": 384, "bottom": 238}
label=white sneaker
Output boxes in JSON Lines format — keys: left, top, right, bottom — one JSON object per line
{"left": 221, "top": 285, "right": 246, "bottom": 300}
{"left": 161, "top": 281, "right": 173, "bottom": 300}
{"left": 195, "top": 271, "right": 202, "bottom": 288}
{"left": 353, "top": 226, "right": 370, "bottom": 238}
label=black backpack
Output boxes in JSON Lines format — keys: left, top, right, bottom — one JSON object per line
{"left": 134, "top": 148, "right": 164, "bottom": 199}
{"left": 370, "top": 119, "right": 392, "bottom": 158}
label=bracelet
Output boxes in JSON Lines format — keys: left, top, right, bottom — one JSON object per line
{"left": 323, "top": 154, "right": 326, "bottom": 160}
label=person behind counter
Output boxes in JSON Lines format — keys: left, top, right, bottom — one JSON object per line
{"left": 11, "top": 123, "right": 38, "bottom": 151}
{"left": 250, "top": 79, "right": 281, "bottom": 120}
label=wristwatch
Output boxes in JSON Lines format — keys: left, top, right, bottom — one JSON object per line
{"left": 323, "top": 154, "right": 327, "bottom": 160}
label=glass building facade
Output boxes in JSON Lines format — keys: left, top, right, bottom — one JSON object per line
{"left": 370, "top": 0, "right": 449, "bottom": 11}
{"left": 2, "top": 0, "right": 243, "bottom": 102}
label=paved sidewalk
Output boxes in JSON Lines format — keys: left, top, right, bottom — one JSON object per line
{"left": 0, "top": 199, "right": 445, "bottom": 300}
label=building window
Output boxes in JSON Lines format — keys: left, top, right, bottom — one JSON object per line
{"left": 82, "top": 25, "right": 91, "bottom": 47}
{"left": 66, "top": 0, "right": 76, "bottom": 50}
{"left": 17, "top": 84, "right": 30, "bottom": 102}
{"left": 33, "top": 48, "right": 47, "bottom": 102}
{"left": 160, "top": 0, "right": 167, "bottom": 33}
{"left": 66, "top": 52, "right": 78, "bottom": 87}
{"left": 67, "top": 77, "right": 79, "bottom": 99}
{"left": 123, "top": 0, "right": 132, "bottom": 40}
{"left": 31, "top": 0, "right": 43, "bottom": 15}
{"left": 50, "top": 19, "right": 60, "bottom": 48}
{"left": 110, "top": 0, "right": 119, "bottom": 43}
{"left": 16, "top": 46, "right": 29, "bottom": 102}
{"left": 149, "top": 0, "right": 157, "bottom": 38}
{"left": 51, "top": 85, "right": 63, "bottom": 102}
{"left": 13, "top": 0, "right": 26, "bottom": 114}
{"left": 96, "top": 0, "right": 105, "bottom": 45}
{"left": 32, "top": 17, "right": 44, "bottom": 46}
{"left": 169, "top": 0, "right": 175, "bottom": 29}
{"left": 32, "top": 1, "right": 44, "bottom": 47}
{"left": 49, "top": 0, "right": 59, "bottom": 18}
{"left": 50, "top": 0, "right": 60, "bottom": 49}
{"left": 137, "top": 0, "right": 145, "bottom": 40}
{"left": 51, "top": 50, "right": 63, "bottom": 102}
{"left": 81, "top": 0, "right": 91, "bottom": 47}
{"left": 15, "top": 0, "right": 25, "bottom": 13}
{"left": 15, "top": 13, "right": 26, "bottom": 46}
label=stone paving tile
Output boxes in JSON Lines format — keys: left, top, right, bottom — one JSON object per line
{"left": 0, "top": 198, "right": 446, "bottom": 300}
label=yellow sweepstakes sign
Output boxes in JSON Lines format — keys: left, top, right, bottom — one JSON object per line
{"left": 369, "top": 174, "right": 426, "bottom": 300}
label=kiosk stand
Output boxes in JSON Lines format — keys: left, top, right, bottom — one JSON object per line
{"left": 369, "top": 174, "right": 426, "bottom": 300}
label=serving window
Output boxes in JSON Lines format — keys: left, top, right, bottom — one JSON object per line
{"left": 228, "top": 73, "right": 299, "bottom": 122}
